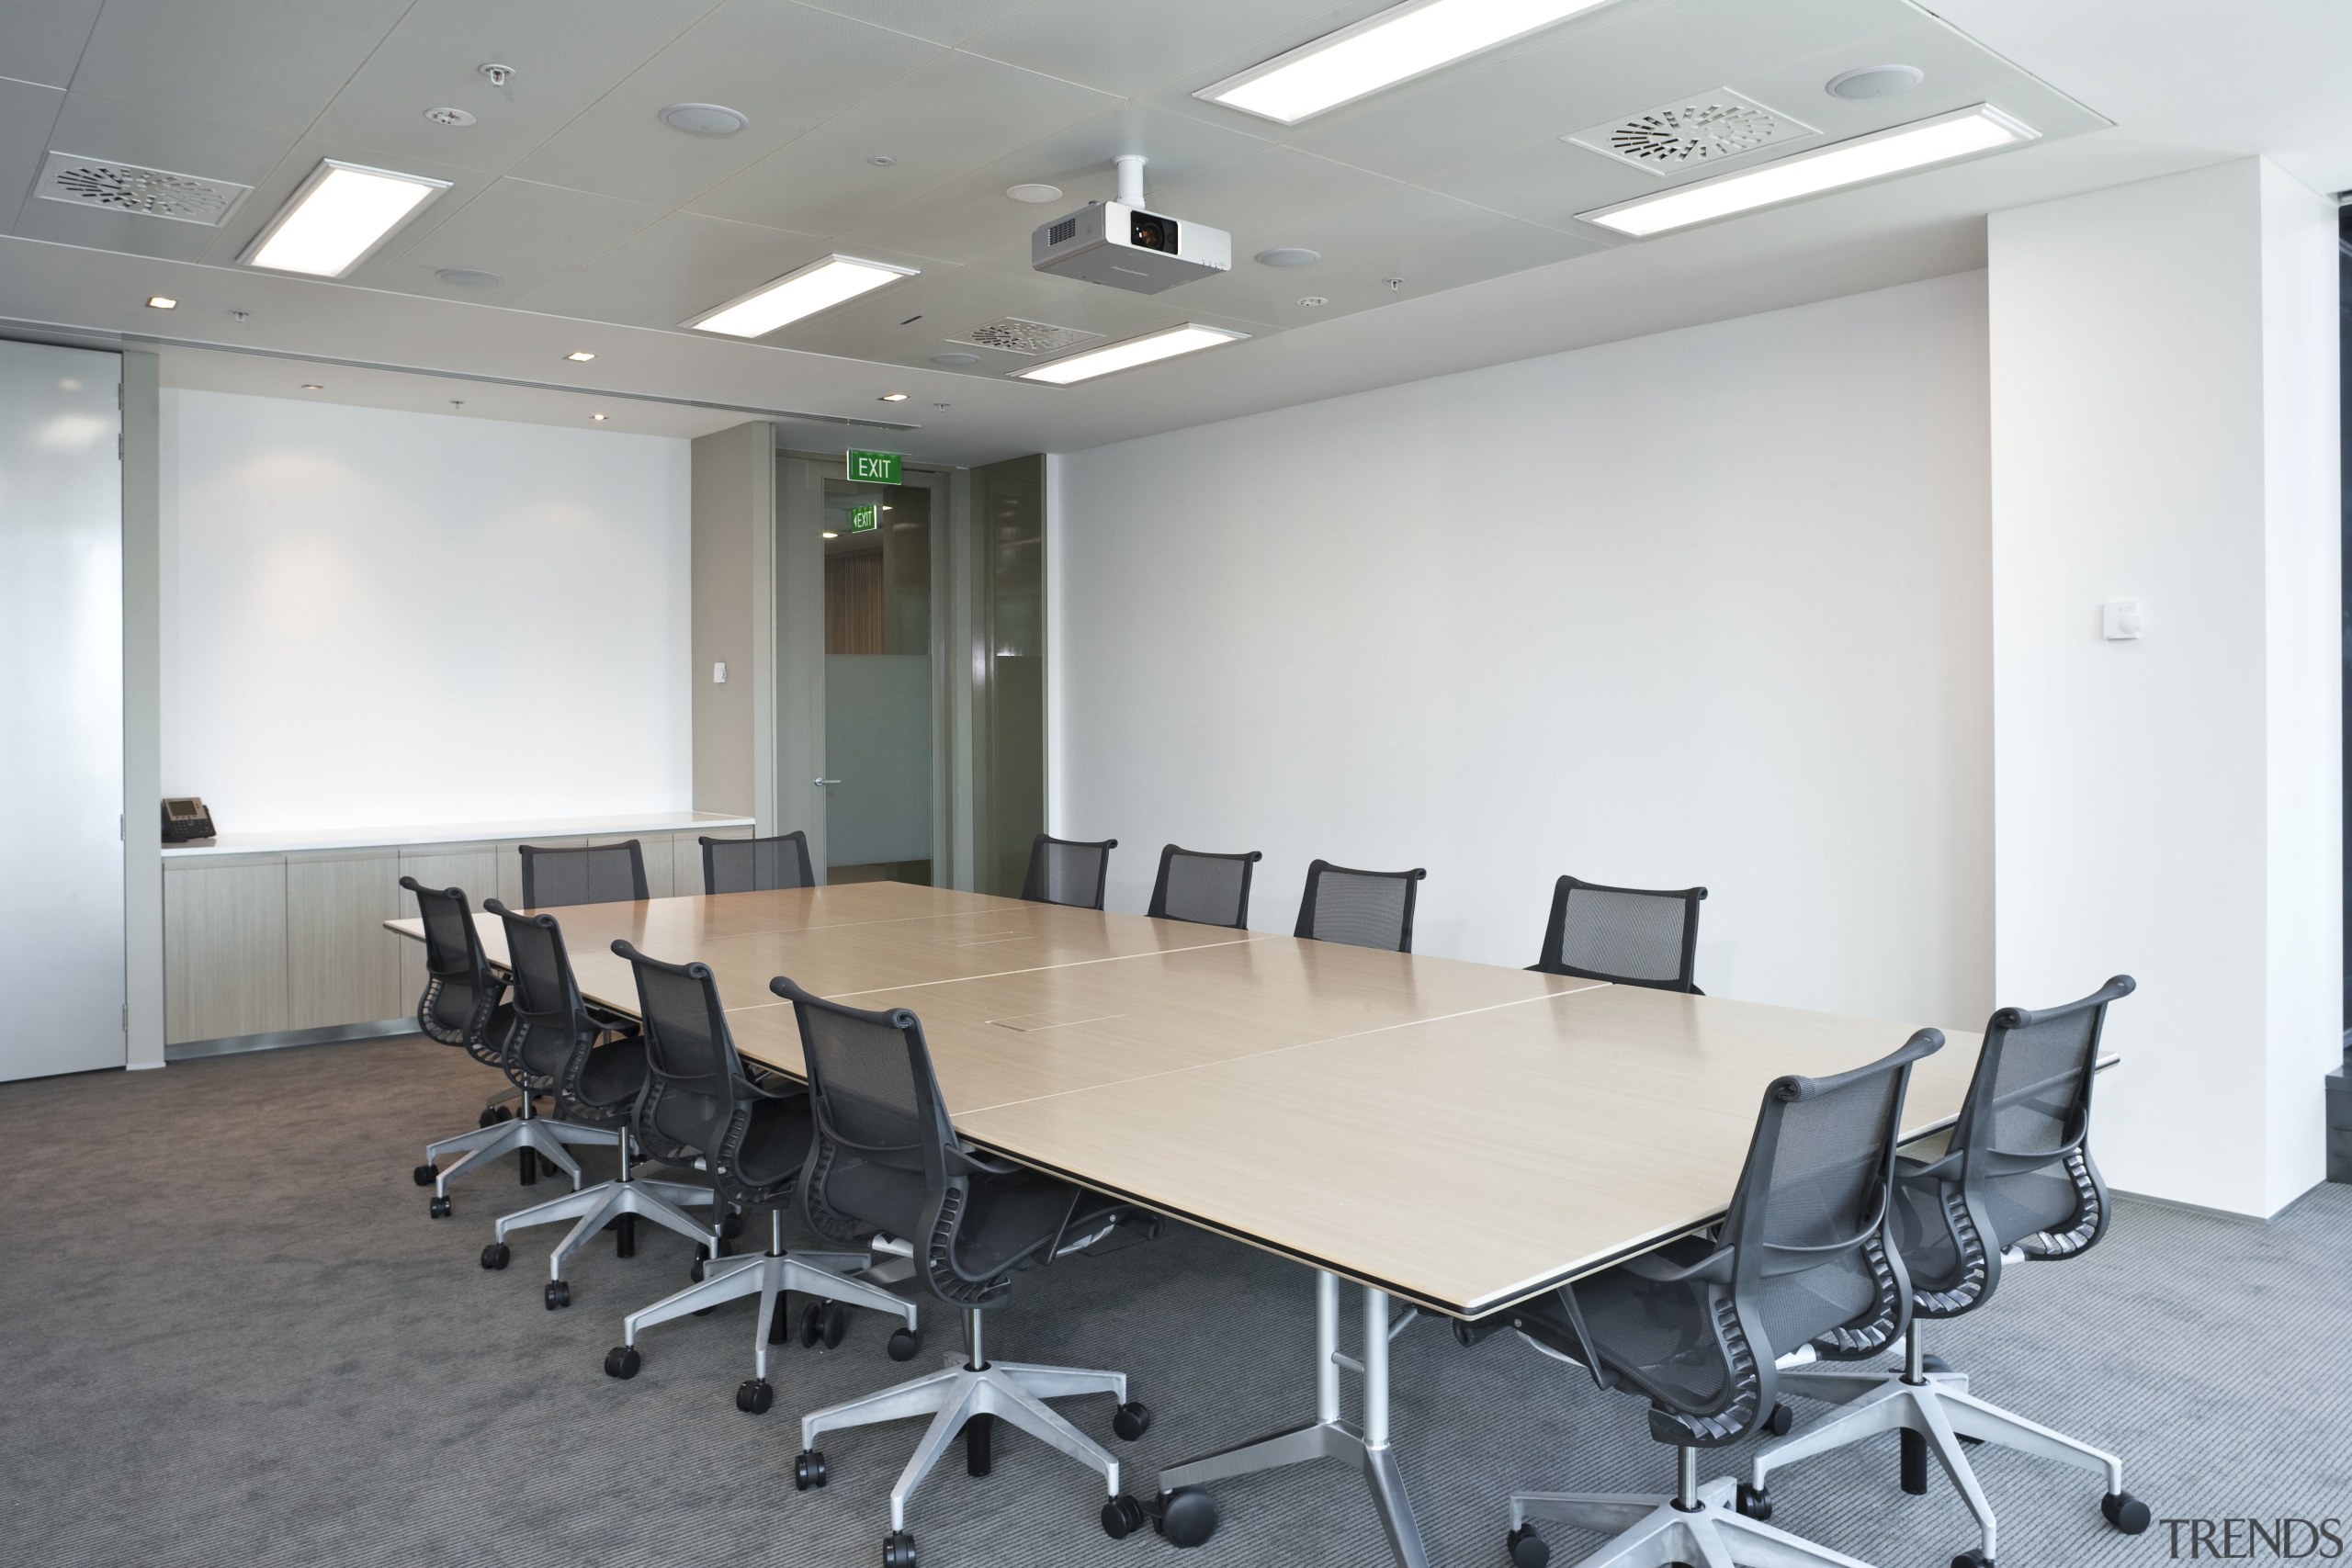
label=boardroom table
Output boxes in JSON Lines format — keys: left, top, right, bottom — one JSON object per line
{"left": 390, "top": 881, "right": 1985, "bottom": 1568}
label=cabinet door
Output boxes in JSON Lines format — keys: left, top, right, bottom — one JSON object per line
{"left": 286, "top": 849, "right": 404, "bottom": 1030}
{"left": 396, "top": 842, "right": 500, "bottom": 1009}
{"left": 676, "top": 827, "right": 752, "bottom": 894}
{"left": 164, "top": 856, "right": 288, "bottom": 1043}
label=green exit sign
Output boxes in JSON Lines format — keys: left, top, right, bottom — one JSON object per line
{"left": 848, "top": 502, "right": 880, "bottom": 534}
{"left": 847, "top": 448, "right": 901, "bottom": 484}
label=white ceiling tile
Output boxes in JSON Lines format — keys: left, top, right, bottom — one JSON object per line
{"left": 68, "top": 0, "right": 414, "bottom": 135}
{"left": 1174, "top": 186, "right": 1603, "bottom": 323}
{"left": 0, "top": 0, "right": 104, "bottom": 90}
{"left": 1148, "top": 145, "right": 1404, "bottom": 241}
{"left": 514, "top": 209, "right": 871, "bottom": 330}
{"left": 685, "top": 51, "right": 1118, "bottom": 237}
{"left": 509, "top": 0, "right": 944, "bottom": 208}
{"left": 366, "top": 178, "right": 667, "bottom": 307}
{"left": 0, "top": 79, "right": 68, "bottom": 233}
{"left": 826, "top": 105, "right": 1281, "bottom": 271}
{"left": 789, "top": 0, "right": 1044, "bottom": 48}
{"left": 960, "top": 0, "right": 1353, "bottom": 98}
{"left": 306, "top": 0, "right": 730, "bottom": 176}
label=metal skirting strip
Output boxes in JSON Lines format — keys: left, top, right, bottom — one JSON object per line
{"left": 164, "top": 1018, "right": 416, "bottom": 1063}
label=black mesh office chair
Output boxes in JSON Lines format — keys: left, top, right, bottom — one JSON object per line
{"left": 1022, "top": 834, "right": 1117, "bottom": 910}
{"left": 702, "top": 831, "right": 816, "bottom": 894}
{"left": 774, "top": 976, "right": 1150, "bottom": 1568}
{"left": 1532, "top": 874, "right": 1708, "bottom": 993}
{"left": 600, "top": 941, "right": 916, "bottom": 1415}
{"left": 1294, "top": 860, "right": 1427, "bottom": 953}
{"left": 1146, "top": 845, "right": 1262, "bottom": 929}
{"left": 519, "top": 840, "right": 649, "bottom": 907}
{"left": 1747, "top": 978, "right": 2149, "bottom": 1568}
{"left": 1484, "top": 1031, "right": 1941, "bottom": 1568}
{"left": 481, "top": 905, "right": 715, "bottom": 1309}
{"left": 405, "top": 877, "right": 540, "bottom": 1215}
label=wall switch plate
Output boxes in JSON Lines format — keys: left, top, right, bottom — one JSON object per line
{"left": 2102, "top": 601, "right": 2143, "bottom": 640}
{"left": 712, "top": 661, "right": 728, "bottom": 683}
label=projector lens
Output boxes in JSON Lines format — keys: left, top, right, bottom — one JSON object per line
{"left": 1129, "top": 213, "right": 1178, "bottom": 254}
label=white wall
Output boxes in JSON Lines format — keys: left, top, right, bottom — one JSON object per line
{"left": 1987, "top": 158, "right": 2341, "bottom": 1217}
{"left": 160, "top": 390, "right": 691, "bottom": 831}
{"left": 1053, "top": 272, "right": 1994, "bottom": 1031}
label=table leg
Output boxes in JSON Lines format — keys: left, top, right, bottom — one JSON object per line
{"left": 1155, "top": 1269, "right": 1430, "bottom": 1568}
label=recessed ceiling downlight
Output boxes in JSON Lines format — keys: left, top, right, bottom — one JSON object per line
{"left": 1255, "top": 247, "right": 1321, "bottom": 267}
{"left": 660, "top": 102, "right": 748, "bottom": 136}
{"left": 931, "top": 352, "right": 981, "bottom": 366}
{"left": 1007, "top": 183, "right": 1063, "bottom": 203}
{"left": 1826, "top": 64, "right": 1924, "bottom": 100}
{"left": 435, "top": 267, "right": 502, "bottom": 288}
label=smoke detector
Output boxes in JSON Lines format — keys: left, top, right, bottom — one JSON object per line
{"left": 947, "top": 318, "right": 1102, "bottom": 356}
{"left": 1566, "top": 90, "right": 1815, "bottom": 175}
{"left": 38, "top": 152, "right": 251, "bottom": 226}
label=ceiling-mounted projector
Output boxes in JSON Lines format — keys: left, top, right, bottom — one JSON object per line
{"left": 1032, "top": 155, "right": 1229, "bottom": 295}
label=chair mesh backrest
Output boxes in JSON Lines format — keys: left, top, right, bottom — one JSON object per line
{"left": 520, "top": 840, "right": 648, "bottom": 908}
{"left": 1951, "top": 976, "right": 2131, "bottom": 1245}
{"left": 1538, "top": 876, "right": 1705, "bottom": 991}
{"left": 489, "top": 901, "right": 586, "bottom": 1081}
{"left": 703, "top": 832, "right": 816, "bottom": 894}
{"left": 1294, "top": 861, "right": 1426, "bottom": 953}
{"left": 403, "top": 877, "right": 491, "bottom": 1037}
{"left": 777, "top": 977, "right": 957, "bottom": 1181}
{"left": 617, "top": 942, "right": 749, "bottom": 1155}
{"left": 1723, "top": 1032, "right": 1938, "bottom": 1350}
{"left": 1022, "top": 834, "right": 1115, "bottom": 910}
{"left": 1148, "top": 845, "right": 1261, "bottom": 929}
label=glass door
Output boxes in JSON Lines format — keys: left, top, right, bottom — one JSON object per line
{"left": 776, "top": 455, "right": 945, "bottom": 886}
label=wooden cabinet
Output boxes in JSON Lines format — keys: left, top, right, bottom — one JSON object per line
{"left": 286, "top": 850, "right": 404, "bottom": 1030}
{"left": 164, "top": 824, "right": 754, "bottom": 1048}
{"left": 164, "top": 855, "right": 288, "bottom": 1043}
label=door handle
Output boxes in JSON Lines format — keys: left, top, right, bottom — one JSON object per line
{"left": 813, "top": 778, "right": 842, "bottom": 787}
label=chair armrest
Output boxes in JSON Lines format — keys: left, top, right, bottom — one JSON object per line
{"left": 1619, "top": 1245, "right": 1734, "bottom": 1286}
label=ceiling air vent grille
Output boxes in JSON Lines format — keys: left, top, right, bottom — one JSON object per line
{"left": 37, "top": 152, "right": 252, "bottom": 225}
{"left": 948, "top": 318, "right": 1101, "bottom": 356}
{"left": 1566, "top": 91, "right": 1815, "bottom": 175}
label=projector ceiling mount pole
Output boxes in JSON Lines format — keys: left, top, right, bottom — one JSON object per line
{"left": 1114, "top": 154, "right": 1148, "bottom": 208}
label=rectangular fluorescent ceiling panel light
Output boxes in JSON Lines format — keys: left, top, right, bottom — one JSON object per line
{"left": 1579, "top": 105, "right": 2039, "bottom": 237}
{"left": 242, "top": 160, "right": 451, "bottom": 276}
{"left": 1014, "top": 323, "right": 1249, "bottom": 385}
{"left": 686, "top": 254, "right": 920, "bottom": 337}
{"left": 1198, "top": 0, "right": 1621, "bottom": 124}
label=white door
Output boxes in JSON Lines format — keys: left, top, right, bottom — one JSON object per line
{"left": 0, "top": 341, "right": 125, "bottom": 1079}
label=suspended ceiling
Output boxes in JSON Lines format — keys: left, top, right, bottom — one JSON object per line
{"left": 0, "top": 0, "right": 2346, "bottom": 463}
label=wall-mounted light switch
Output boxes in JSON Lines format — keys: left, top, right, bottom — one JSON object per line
{"left": 712, "top": 661, "right": 729, "bottom": 683}
{"left": 2102, "top": 601, "right": 2143, "bottom": 640}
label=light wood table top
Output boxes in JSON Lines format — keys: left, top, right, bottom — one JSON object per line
{"left": 723, "top": 936, "right": 1604, "bottom": 1112}
{"left": 955, "top": 982, "right": 1982, "bottom": 1318}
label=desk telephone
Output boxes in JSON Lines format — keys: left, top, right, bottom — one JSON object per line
{"left": 161, "top": 796, "right": 217, "bottom": 843}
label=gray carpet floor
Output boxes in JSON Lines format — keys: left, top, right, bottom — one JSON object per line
{"left": 6, "top": 1033, "right": 2348, "bottom": 1568}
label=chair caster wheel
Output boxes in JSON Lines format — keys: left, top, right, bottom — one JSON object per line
{"left": 1506, "top": 1523, "right": 1551, "bottom": 1568}
{"left": 1102, "top": 1495, "right": 1149, "bottom": 1540}
{"left": 1736, "top": 1483, "right": 1772, "bottom": 1521}
{"left": 881, "top": 1529, "right": 916, "bottom": 1568}
{"left": 794, "top": 1449, "right": 827, "bottom": 1491}
{"left": 480, "top": 1243, "right": 509, "bottom": 1270}
{"left": 2104, "top": 1493, "right": 2151, "bottom": 1534}
{"left": 1763, "top": 1401, "right": 1793, "bottom": 1436}
{"left": 479, "top": 1106, "right": 506, "bottom": 1129}
{"left": 1113, "top": 1400, "right": 1151, "bottom": 1441}
{"left": 544, "top": 1280, "right": 570, "bottom": 1310}
{"left": 1156, "top": 1488, "right": 1217, "bottom": 1549}
{"left": 887, "top": 1326, "right": 921, "bottom": 1361}
{"left": 413, "top": 1163, "right": 435, "bottom": 1186}
{"left": 605, "top": 1345, "right": 639, "bottom": 1379}
{"left": 800, "top": 1299, "right": 849, "bottom": 1348}
{"left": 1951, "top": 1552, "right": 1991, "bottom": 1568}
{"left": 719, "top": 1212, "right": 746, "bottom": 1240}
{"left": 737, "top": 1378, "right": 773, "bottom": 1414}
{"left": 1920, "top": 1352, "right": 1952, "bottom": 1374}
{"left": 427, "top": 1195, "right": 451, "bottom": 1218}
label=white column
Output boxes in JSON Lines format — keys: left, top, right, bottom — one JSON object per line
{"left": 1986, "top": 157, "right": 2340, "bottom": 1217}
